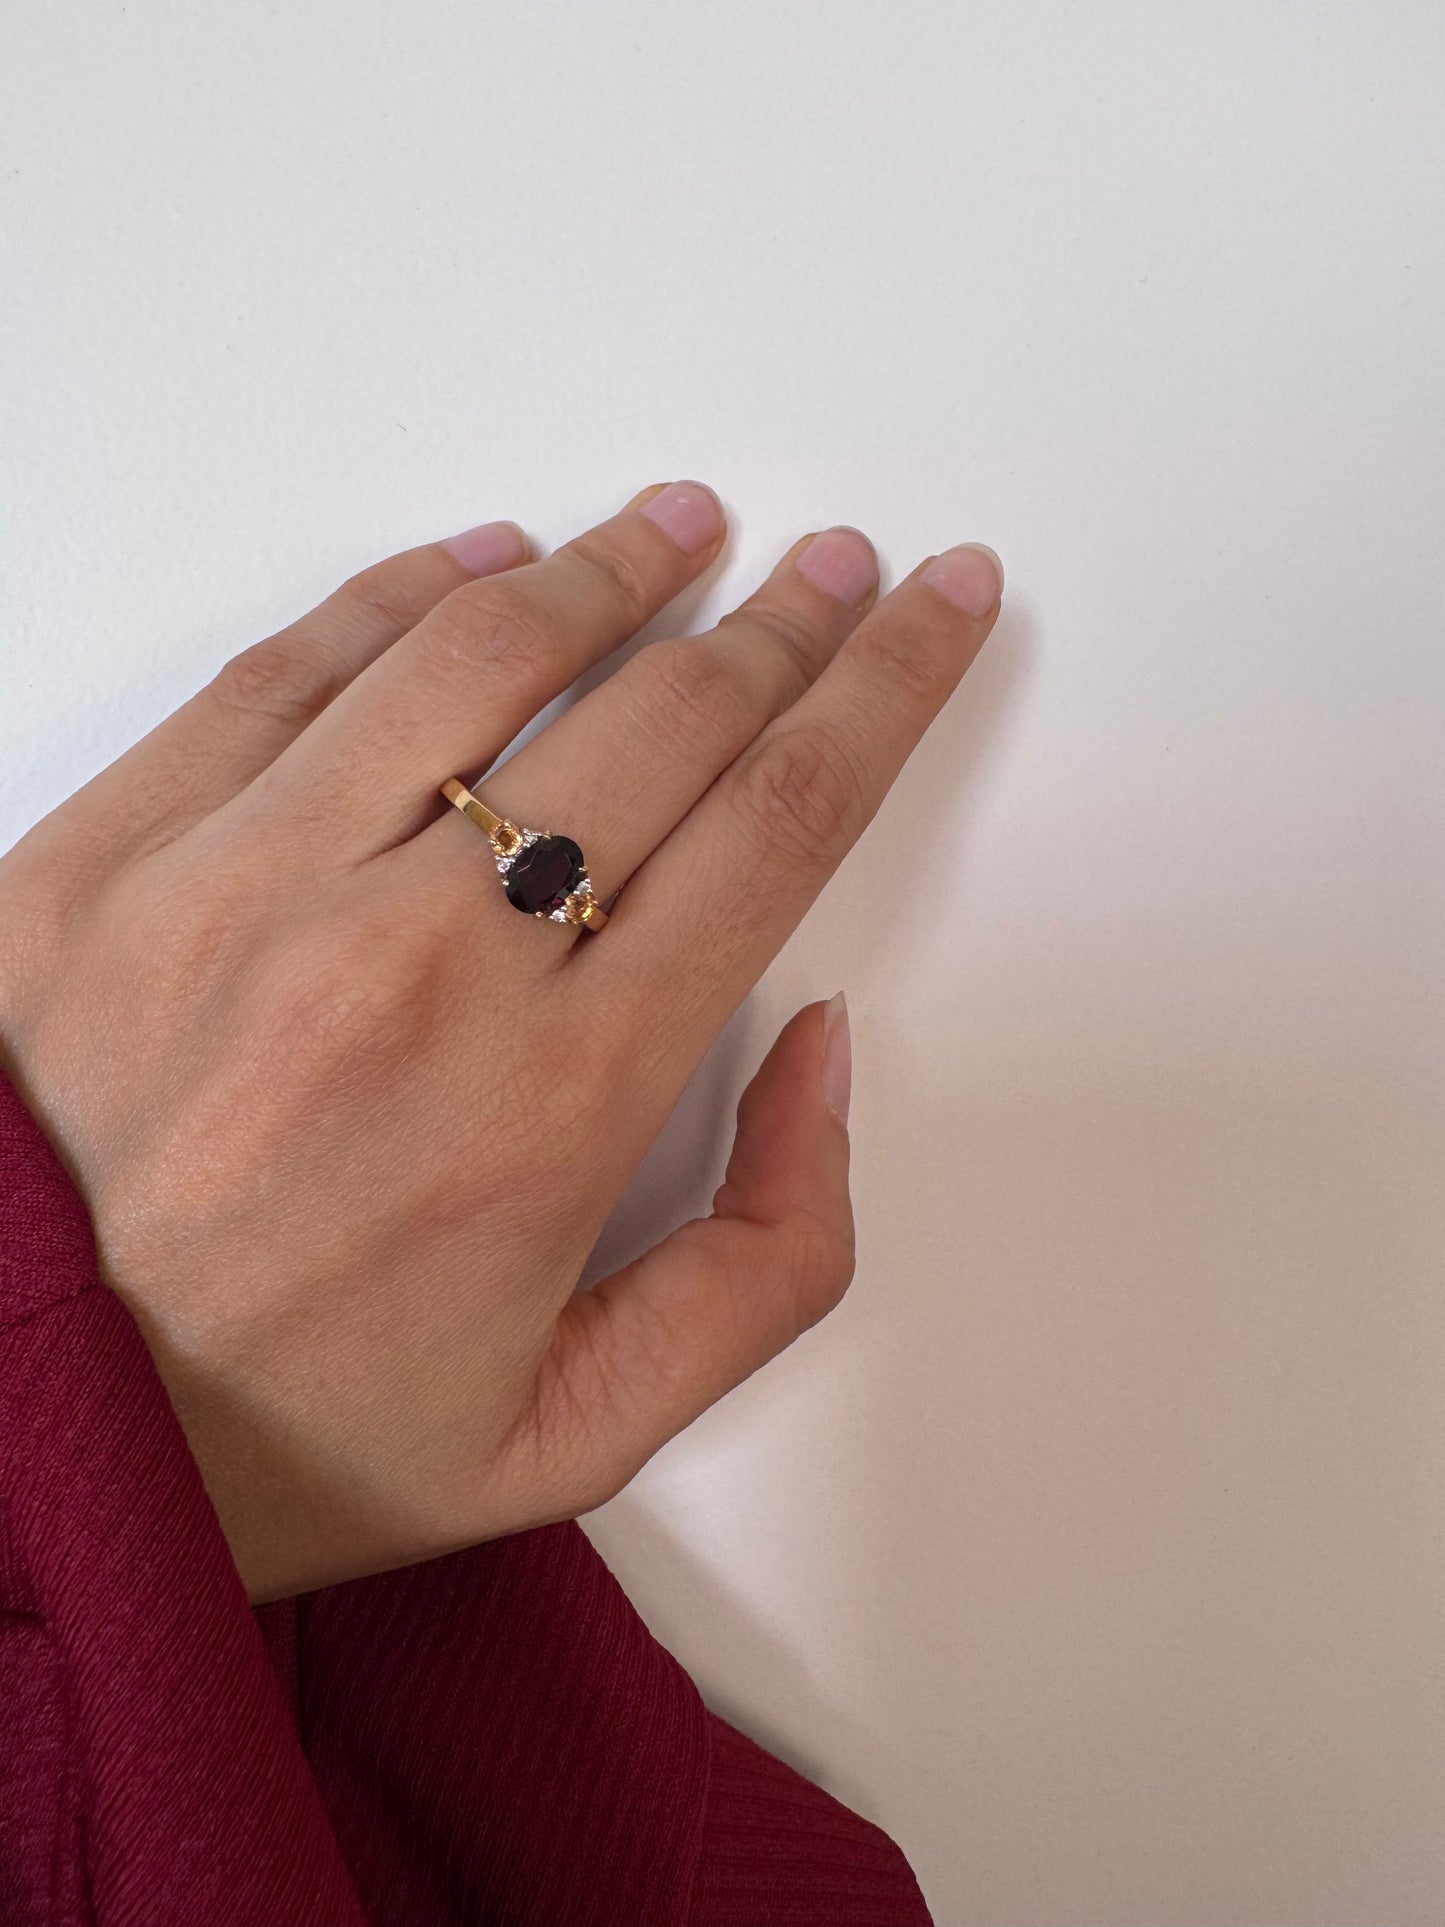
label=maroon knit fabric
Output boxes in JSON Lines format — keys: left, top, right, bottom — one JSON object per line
{"left": 0, "top": 1066, "right": 932, "bottom": 1926}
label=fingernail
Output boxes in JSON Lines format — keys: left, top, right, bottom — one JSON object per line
{"left": 639, "top": 480, "right": 724, "bottom": 556}
{"left": 921, "top": 542, "right": 1004, "bottom": 618}
{"left": 441, "top": 520, "right": 531, "bottom": 575}
{"left": 821, "top": 991, "right": 851, "bottom": 1127}
{"left": 796, "top": 527, "right": 878, "bottom": 609}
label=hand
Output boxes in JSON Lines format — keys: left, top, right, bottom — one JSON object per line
{"left": 0, "top": 482, "right": 1002, "bottom": 1602}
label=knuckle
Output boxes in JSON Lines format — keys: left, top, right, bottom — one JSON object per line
{"left": 717, "top": 599, "right": 822, "bottom": 687}
{"left": 790, "top": 1216, "right": 857, "bottom": 1326}
{"left": 858, "top": 609, "right": 953, "bottom": 703}
{"left": 416, "top": 581, "right": 566, "bottom": 691}
{"left": 626, "top": 639, "right": 754, "bottom": 758}
{"left": 335, "top": 561, "right": 430, "bottom": 637}
{"left": 208, "top": 636, "right": 341, "bottom": 730}
{"left": 564, "top": 531, "right": 653, "bottom": 622}
{"left": 734, "top": 722, "right": 869, "bottom": 863}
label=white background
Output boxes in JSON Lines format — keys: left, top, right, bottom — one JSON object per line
{"left": 4, "top": 4, "right": 1444, "bottom": 1922}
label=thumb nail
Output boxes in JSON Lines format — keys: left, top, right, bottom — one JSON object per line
{"left": 821, "top": 991, "right": 851, "bottom": 1127}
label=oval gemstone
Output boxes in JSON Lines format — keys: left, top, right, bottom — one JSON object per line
{"left": 503, "top": 835, "right": 586, "bottom": 916}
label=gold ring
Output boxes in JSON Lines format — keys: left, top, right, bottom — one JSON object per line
{"left": 441, "top": 779, "right": 608, "bottom": 931}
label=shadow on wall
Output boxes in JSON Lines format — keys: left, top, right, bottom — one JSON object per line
{"left": 582, "top": 567, "right": 1445, "bottom": 1927}
{"left": 582, "top": 592, "right": 1036, "bottom": 1900}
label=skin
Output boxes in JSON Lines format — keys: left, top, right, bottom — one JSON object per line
{"left": 0, "top": 482, "right": 1001, "bottom": 1603}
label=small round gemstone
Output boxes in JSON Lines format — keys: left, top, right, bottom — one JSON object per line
{"left": 503, "top": 834, "right": 586, "bottom": 916}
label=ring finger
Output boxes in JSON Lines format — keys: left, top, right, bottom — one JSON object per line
{"left": 403, "top": 525, "right": 881, "bottom": 947}
{"left": 221, "top": 481, "right": 730, "bottom": 868}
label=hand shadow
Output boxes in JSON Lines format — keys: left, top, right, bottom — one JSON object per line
{"left": 582, "top": 590, "right": 1035, "bottom": 1873}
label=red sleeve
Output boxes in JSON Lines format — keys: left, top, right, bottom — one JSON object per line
{"left": 0, "top": 1066, "right": 932, "bottom": 1927}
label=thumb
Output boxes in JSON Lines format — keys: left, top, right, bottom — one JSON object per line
{"left": 502, "top": 995, "right": 855, "bottom": 1518}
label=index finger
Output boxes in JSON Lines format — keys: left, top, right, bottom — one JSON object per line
{"left": 585, "top": 542, "right": 1003, "bottom": 1054}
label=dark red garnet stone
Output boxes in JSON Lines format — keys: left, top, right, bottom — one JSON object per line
{"left": 504, "top": 835, "right": 586, "bottom": 916}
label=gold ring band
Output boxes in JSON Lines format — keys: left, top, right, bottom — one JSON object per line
{"left": 441, "top": 778, "right": 608, "bottom": 932}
